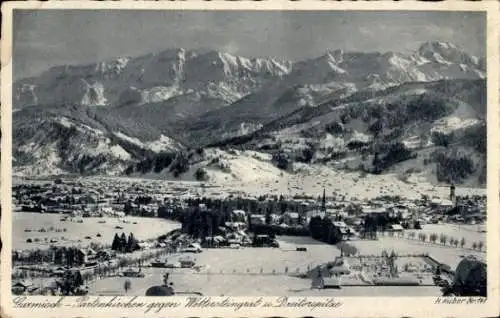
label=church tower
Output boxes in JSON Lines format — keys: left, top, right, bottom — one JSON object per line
{"left": 321, "top": 187, "right": 326, "bottom": 212}
{"left": 450, "top": 184, "right": 456, "bottom": 203}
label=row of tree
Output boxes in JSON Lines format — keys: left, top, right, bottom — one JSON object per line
{"left": 111, "top": 232, "right": 140, "bottom": 253}
{"left": 405, "top": 231, "right": 484, "bottom": 251}
{"left": 12, "top": 246, "right": 86, "bottom": 267}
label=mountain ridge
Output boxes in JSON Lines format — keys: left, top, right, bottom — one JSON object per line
{"left": 13, "top": 41, "right": 487, "bottom": 187}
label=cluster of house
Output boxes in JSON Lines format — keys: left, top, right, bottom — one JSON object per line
{"left": 14, "top": 178, "right": 486, "bottom": 234}
{"left": 13, "top": 179, "right": 177, "bottom": 217}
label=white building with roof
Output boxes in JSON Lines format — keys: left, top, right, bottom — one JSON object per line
{"left": 283, "top": 212, "right": 300, "bottom": 225}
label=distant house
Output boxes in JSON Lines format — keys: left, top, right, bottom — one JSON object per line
{"left": 332, "top": 221, "right": 348, "bottom": 228}
{"left": 269, "top": 213, "right": 281, "bottom": 224}
{"left": 283, "top": 212, "right": 300, "bottom": 225}
{"left": 250, "top": 214, "right": 266, "bottom": 225}
{"left": 101, "top": 207, "right": 114, "bottom": 215}
{"left": 114, "top": 211, "right": 126, "bottom": 218}
{"left": 122, "top": 268, "right": 145, "bottom": 278}
{"left": 75, "top": 249, "right": 88, "bottom": 266}
{"left": 71, "top": 210, "right": 82, "bottom": 218}
{"left": 390, "top": 224, "right": 404, "bottom": 232}
{"left": 362, "top": 207, "right": 387, "bottom": 215}
{"left": 12, "top": 280, "right": 36, "bottom": 295}
{"left": 332, "top": 221, "right": 351, "bottom": 240}
{"left": 179, "top": 256, "right": 196, "bottom": 268}
{"left": 224, "top": 221, "right": 247, "bottom": 231}
{"left": 232, "top": 210, "right": 246, "bottom": 222}
{"left": 431, "top": 199, "right": 454, "bottom": 211}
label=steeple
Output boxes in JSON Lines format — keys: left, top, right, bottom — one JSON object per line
{"left": 450, "top": 183, "right": 456, "bottom": 203}
{"left": 321, "top": 187, "right": 326, "bottom": 212}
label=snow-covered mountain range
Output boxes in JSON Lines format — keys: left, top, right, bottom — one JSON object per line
{"left": 15, "top": 48, "right": 292, "bottom": 112}
{"left": 13, "top": 41, "right": 487, "bottom": 185}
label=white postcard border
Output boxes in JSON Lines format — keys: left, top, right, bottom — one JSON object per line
{"left": 1, "top": 1, "right": 499, "bottom": 317}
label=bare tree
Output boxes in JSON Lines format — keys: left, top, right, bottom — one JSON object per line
{"left": 477, "top": 241, "right": 484, "bottom": 251}
{"left": 460, "top": 237, "right": 466, "bottom": 249}
{"left": 124, "top": 279, "right": 132, "bottom": 295}
{"left": 439, "top": 234, "right": 447, "bottom": 245}
{"left": 446, "top": 236, "right": 454, "bottom": 246}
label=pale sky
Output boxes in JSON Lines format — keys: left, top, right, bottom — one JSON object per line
{"left": 13, "top": 10, "right": 486, "bottom": 80}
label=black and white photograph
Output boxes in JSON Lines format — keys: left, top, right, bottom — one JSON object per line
{"left": 3, "top": 4, "right": 496, "bottom": 305}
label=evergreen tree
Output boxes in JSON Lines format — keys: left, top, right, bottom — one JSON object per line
{"left": 247, "top": 213, "right": 252, "bottom": 232}
{"left": 111, "top": 233, "right": 121, "bottom": 251}
{"left": 124, "top": 200, "right": 133, "bottom": 215}
{"left": 54, "top": 247, "right": 64, "bottom": 265}
{"left": 65, "top": 248, "right": 75, "bottom": 267}
{"left": 127, "top": 232, "right": 139, "bottom": 253}
{"left": 120, "top": 233, "right": 127, "bottom": 253}
{"left": 372, "top": 152, "right": 382, "bottom": 174}
{"left": 265, "top": 206, "right": 271, "bottom": 225}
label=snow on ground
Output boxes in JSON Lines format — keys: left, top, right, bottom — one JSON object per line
{"left": 88, "top": 268, "right": 441, "bottom": 296}
{"left": 221, "top": 122, "right": 263, "bottom": 140}
{"left": 431, "top": 117, "right": 481, "bottom": 134}
{"left": 85, "top": 139, "right": 131, "bottom": 161}
{"left": 137, "top": 148, "right": 284, "bottom": 184}
{"left": 87, "top": 236, "right": 442, "bottom": 296}
{"left": 55, "top": 117, "right": 104, "bottom": 136}
{"left": 349, "top": 130, "right": 372, "bottom": 143}
{"left": 222, "top": 165, "right": 484, "bottom": 201}
{"left": 350, "top": 237, "right": 484, "bottom": 270}
{"left": 114, "top": 132, "right": 181, "bottom": 152}
{"left": 139, "top": 85, "right": 182, "bottom": 105}
{"left": 402, "top": 136, "right": 422, "bottom": 150}
{"left": 147, "top": 135, "right": 181, "bottom": 152}
{"left": 15, "top": 142, "right": 66, "bottom": 176}
{"left": 108, "top": 144, "right": 132, "bottom": 160}
{"left": 125, "top": 160, "right": 484, "bottom": 201}
{"left": 114, "top": 132, "right": 144, "bottom": 147}
{"left": 15, "top": 163, "right": 67, "bottom": 178}
{"left": 13, "top": 213, "right": 181, "bottom": 250}
{"left": 205, "top": 154, "right": 284, "bottom": 183}
{"left": 81, "top": 80, "right": 108, "bottom": 106}
{"left": 414, "top": 224, "right": 486, "bottom": 247}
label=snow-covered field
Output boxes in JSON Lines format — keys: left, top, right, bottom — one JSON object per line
{"left": 414, "top": 224, "right": 486, "bottom": 246}
{"left": 88, "top": 269, "right": 441, "bottom": 296}
{"left": 88, "top": 236, "right": 442, "bottom": 296}
{"left": 13, "top": 213, "right": 181, "bottom": 250}
{"left": 350, "top": 237, "right": 485, "bottom": 270}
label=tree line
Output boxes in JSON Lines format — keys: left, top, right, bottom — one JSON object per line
{"left": 405, "top": 231, "right": 484, "bottom": 251}
{"left": 111, "top": 232, "right": 140, "bottom": 253}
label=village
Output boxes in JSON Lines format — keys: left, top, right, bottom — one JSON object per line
{"left": 12, "top": 176, "right": 487, "bottom": 297}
